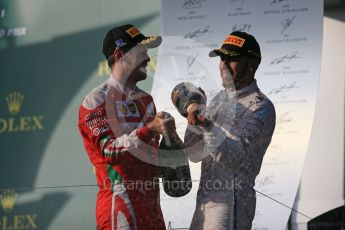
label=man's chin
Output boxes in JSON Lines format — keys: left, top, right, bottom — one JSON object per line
{"left": 130, "top": 69, "right": 147, "bottom": 82}
{"left": 136, "top": 72, "right": 147, "bottom": 81}
{"left": 221, "top": 79, "right": 234, "bottom": 89}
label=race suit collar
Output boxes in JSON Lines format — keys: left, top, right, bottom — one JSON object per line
{"left": 107, "top": 74, "right": 140, "bottom": 95}
{"left": 227, "top": 79, "right": 259, "bottom": 99}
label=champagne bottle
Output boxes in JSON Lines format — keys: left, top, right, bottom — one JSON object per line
{"left": 160, "top": 135, "right": 192, "bottom": 197}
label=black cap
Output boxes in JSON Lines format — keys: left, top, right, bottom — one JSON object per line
{"left": 209, "top": 31, "right": 261, "bottom": 62}
{"left": 102, "top": 24, "right": 162, "bottom": 59}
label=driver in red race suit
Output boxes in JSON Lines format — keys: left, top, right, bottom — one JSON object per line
{"left": 78, "top": 24, "right": 174, "bottom": 230}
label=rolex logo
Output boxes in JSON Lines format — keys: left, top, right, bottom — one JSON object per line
{"left": 0, "top": 190, "right": 39, "bottom": 229}
{"left": 1, "top": 92, "right": 44, "bottom": 133}
{"left": 0, "top": 190, "right": 17, "bottom": 213}
{"left": 6, "top": 92, "right": 24, "bottom": 115}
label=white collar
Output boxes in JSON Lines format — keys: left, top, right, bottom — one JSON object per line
{"left": 107, "top": 74, "right": 139, "bottom": 95}
{"left": 226, "top": 80, "right": 259, "bottom": 99}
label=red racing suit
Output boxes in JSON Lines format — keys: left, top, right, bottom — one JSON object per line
{"left": 78, "top": 76, "right": 165, "bottom": 230}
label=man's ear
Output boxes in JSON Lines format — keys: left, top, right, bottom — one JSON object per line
{"left": 248, "top": 58, "right": 259, "bottom": 72}
{"left": 114, "top": 48, "right": 125, "bottom": 62}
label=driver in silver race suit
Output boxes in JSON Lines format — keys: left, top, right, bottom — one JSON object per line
{"left": 184, "top": 31, "right": 276, "bottom": 230}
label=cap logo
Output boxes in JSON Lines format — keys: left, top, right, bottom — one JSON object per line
{"left": 126, "top": 27, "right": 141, "bottom": 38}
{"left": 115, "top": 38, "right": 126, "bottom": 48}
{"left": 224, "top": 35, "right": 245, "bottom": 47}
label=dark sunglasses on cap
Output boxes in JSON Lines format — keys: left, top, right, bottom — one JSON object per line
{"left": 220, "top": 54, "right": 241, "bottom": 62}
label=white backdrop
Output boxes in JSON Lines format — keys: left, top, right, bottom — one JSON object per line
{"left": 152, "top": 0, "right": 324, "bottom": 229}
{"left": 291, "top": 15, "right": 345, "bottom": 229}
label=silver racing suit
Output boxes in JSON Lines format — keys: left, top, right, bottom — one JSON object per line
{"left": 185, "top": 80, "right": 276, "bottom": 230}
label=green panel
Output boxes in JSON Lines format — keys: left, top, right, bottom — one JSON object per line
{"left": 0, "top": 1, "right": 160, "bottom": 229}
